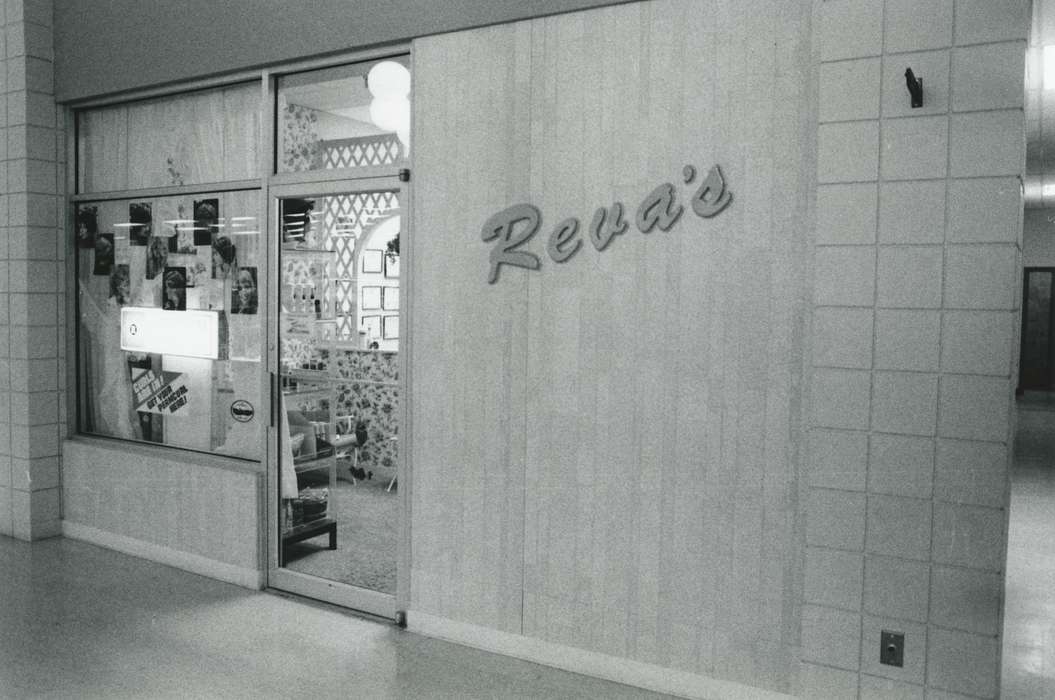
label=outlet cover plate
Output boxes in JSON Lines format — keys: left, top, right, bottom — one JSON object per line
{"left": 880, "top": 630, "right": 904, "bottom": 667}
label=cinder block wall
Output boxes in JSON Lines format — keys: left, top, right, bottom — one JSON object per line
{"left": 802, "top": 1, "right": 1027, "bottom": 697}
{"left": 0, "top": 0, "right": 63, "bottom": 541}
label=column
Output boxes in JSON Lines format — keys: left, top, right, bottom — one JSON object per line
{"left": 0, "top": 0, "right": 61, "bottom": 541}
{"left": 802, "top": 1, "right": 1029, "bottom": 698}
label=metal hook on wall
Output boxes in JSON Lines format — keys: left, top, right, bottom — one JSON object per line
{"left": 904, "top": 68, "right": 923, "bottom": 108}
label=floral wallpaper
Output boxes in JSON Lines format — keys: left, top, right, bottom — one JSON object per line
{"left": 336, "top": 349, "right": 398, "bottom": 383}
{"left": 280, "top": 103, "right": 325, "bottom": 172}
{"left": 334, "top": 349, "right": 399, "bottom": 469}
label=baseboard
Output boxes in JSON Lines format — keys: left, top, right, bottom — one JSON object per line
{"left": 62, "top": 520, "right": 264, "bottom": 590}
{"left": 407, "top": 611, "right": 796, "bottom": 700}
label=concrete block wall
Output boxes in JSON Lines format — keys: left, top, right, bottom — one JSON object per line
{"left": 0, "top": 0, "right": 62, "bottom": 541}
{"left": 803, "top": 1, "right": 1027, "bottom": 698}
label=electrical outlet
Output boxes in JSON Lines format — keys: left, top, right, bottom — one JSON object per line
{"left": 880, "top": 630, "right": 904, "bottom": 667}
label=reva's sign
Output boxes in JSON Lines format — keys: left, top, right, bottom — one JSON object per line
{"left": 481, "top": 164, "right": 732, "bottom": 284}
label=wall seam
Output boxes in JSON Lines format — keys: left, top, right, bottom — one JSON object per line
{"left": 858, "top": 1, "right": 887, "bottom": 693}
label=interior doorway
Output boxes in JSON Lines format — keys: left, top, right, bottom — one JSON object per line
{"left": 1019, "top": 268, "right": 1055, "bottom": 395}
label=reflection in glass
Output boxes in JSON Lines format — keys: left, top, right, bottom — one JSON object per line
{"left": 76, "top": 191, "right": 263, "bottom": 459}
{"left": 278, "top": 190, "right": 401, "bottom": 594}
{"left": 1023, "top": 270, "right": 1054, "bottom": 390}
{"left": 276, "top": 57, "right": 410, "bottom": 173}
{"left": 77, "top": 83, "right": 260, "bottom": 193}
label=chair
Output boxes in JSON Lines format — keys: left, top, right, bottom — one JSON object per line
{"left": 333, "top": 415, "right": 363, "bottom": 483}
{"left": 335, "top": 415, "right": 396, "bottom": 491}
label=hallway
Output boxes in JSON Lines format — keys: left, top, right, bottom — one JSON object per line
{"left": 1003, "top": 402, "right": 1055, "bottom": 698}
{"left": 5, "top": 404, "right": 1055, "bottom": 699}
{"left": 0, "top": 536, "right": 672, "bottom": 699}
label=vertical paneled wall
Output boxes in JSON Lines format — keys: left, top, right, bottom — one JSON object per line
{"left": 0, "top": 0, "right": 63, "bottom": 541}
{"left": 803, "top": 1, "right": 1027, "bottom": 698}
{"left": 411, "top": 0, "right": 812, "bottom": 693}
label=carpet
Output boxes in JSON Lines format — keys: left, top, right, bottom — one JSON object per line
{"left": 283, "top": 472, "right": 398, "bottom": 594}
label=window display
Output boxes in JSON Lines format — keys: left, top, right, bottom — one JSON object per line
{"left": 76, "top": 190, "right": 263, "bottom": 459}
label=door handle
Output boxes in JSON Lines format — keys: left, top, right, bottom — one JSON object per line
{"left": 270, "top": 371, "right": 278, "bottom": 428}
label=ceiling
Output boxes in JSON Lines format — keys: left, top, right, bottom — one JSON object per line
{"left": 284, "top": 75, "right": 385, "bottom": 138}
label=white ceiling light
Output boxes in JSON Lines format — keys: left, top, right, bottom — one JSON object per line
{"left": 369, "top": 95, "right": 410, "bottom": 132}
{"left": 367, "top": 61, "right": 411, "bottom": 99}
{"left": 367, "top": 61, "right": 411, "bottom": 152}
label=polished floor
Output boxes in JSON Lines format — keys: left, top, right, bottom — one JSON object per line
{"left": 3, "top": 408, "right": 1054, "bottom": 699}
{"left": 0, "top": 535, "right": 674, "bottom": 699}
{"left": 1003, "top": 402, "right": 1055, "bottom": 699}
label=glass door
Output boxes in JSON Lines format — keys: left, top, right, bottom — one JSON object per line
{"left": 268, "top": 178, "right": 403, "bottom": 618}
{"left": 1021, "top": 268, "right": 1055, "bottom": 393}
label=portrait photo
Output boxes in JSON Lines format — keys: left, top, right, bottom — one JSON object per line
{"left": 93, "top": 233, "right": 115, "bottom": 276}
{"left": 76, "top": 204, "right": 98, "bottom": 249}
{"left": 194, "top": 198, "right": 219, "bottom": 246}
{"left": 163, "top": 266, "right": 187, "bottom": 311}
{"left": 129, "top": 202, "right": 152, "bottom": 246}
{"left": 231, "top": 266, "right": 258, "bottom": 314}
{"left": 146, "top": 235, "right": 169, "bottom": 280}
{"left": 109, "top": 264, "right": 131, "bottom": 305}
{"left": 212, "top": 235, "right": 236, "bottom": 279}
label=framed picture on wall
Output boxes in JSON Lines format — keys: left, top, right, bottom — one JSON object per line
{"left": 361, "top": 249, "right": 383, "bottom": 274}
{"left": 382, "top": 287, "right": 399, "bottom": 310}
{"left": 361, "top": 315, "right": 381, "bottom": 340}
{"left": 384, "top": 254, "right": 399, "bottom": 278}
{"left": 361, "top": 286, "right": 381, "bottom": 310}
{"left": 383, "top": 315, "right": 399, "bottom": 339}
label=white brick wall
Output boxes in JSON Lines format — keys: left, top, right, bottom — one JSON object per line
{"left": 0, "top": 0, "right": 60, "bottom": 541}
{"left": 804, "top": 1, "right": 1026, "bottom": 697}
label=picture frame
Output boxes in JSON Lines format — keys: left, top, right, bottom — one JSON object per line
{"left": 383, "top": 315, "right": 399, "bottom": 339}
{"left": 382, "top": 286, "right": 399, "bottom": 310}
{"left": 361, "top": 315, "right": 381, "bottom": 340}
{"left": 384, "top": 254, "right": 399, "bottom": 278}
{"left": 361, "top": 249, "right": 383, "bottom": 274}
{"left": 361, "top": 286, "right": 381, "bottom": 310}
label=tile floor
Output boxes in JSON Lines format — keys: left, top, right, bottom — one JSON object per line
{"left": 1002, "top": 403, "right": 1055, "bottom": 699}
{"left": 0, "top": 534, "right": 674, "bottom": 699}
{"left": 3, "top": 405, "right": 1054, "bottom": 700}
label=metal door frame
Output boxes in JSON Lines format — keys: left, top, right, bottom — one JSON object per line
{"left": 265, "top": 175, "right": 409, "bottom": 619}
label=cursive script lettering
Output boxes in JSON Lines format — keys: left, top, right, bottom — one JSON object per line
{"left": 482, "top": 164, "right": 731, "bottom": 283}
{"left": 588, "top": 203, "right": 629, "bottom": 251}
{"left": 481, "top": 203, "right": 542, "bottom": 284}
{"left": 547, "top": 217, "right": 582, "bottom": 263}
{"left": 636, "top": 182, "right": 683, "bottom": 233}
{"left": 690, "top": 165, "right": 732, "bottom": 218}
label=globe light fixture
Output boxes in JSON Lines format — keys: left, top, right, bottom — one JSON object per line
{"left": 367, "top": 61, "right": 411, "bottom": 98}
{"left": 367, "top": 61, "right": 411, "bottom": 152}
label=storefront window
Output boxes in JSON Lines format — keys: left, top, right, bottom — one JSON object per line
{"left": 75, "top": 82, "right": 263, "bottom": 459}
{"left": 276, "top": 57, "right": 410, "bottom": 173}
{"left": 77, "top": 82, "right": 260, "bottom": 193}
{"left": 75, "top": 190, "right": 263, "bottom": 459}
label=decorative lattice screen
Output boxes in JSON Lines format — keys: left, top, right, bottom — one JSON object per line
{"left": 322, "top": 134, "right": 403, "bottom": 169}
{"left": 322, "top": 189, "right": 399, "bottom": 341}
